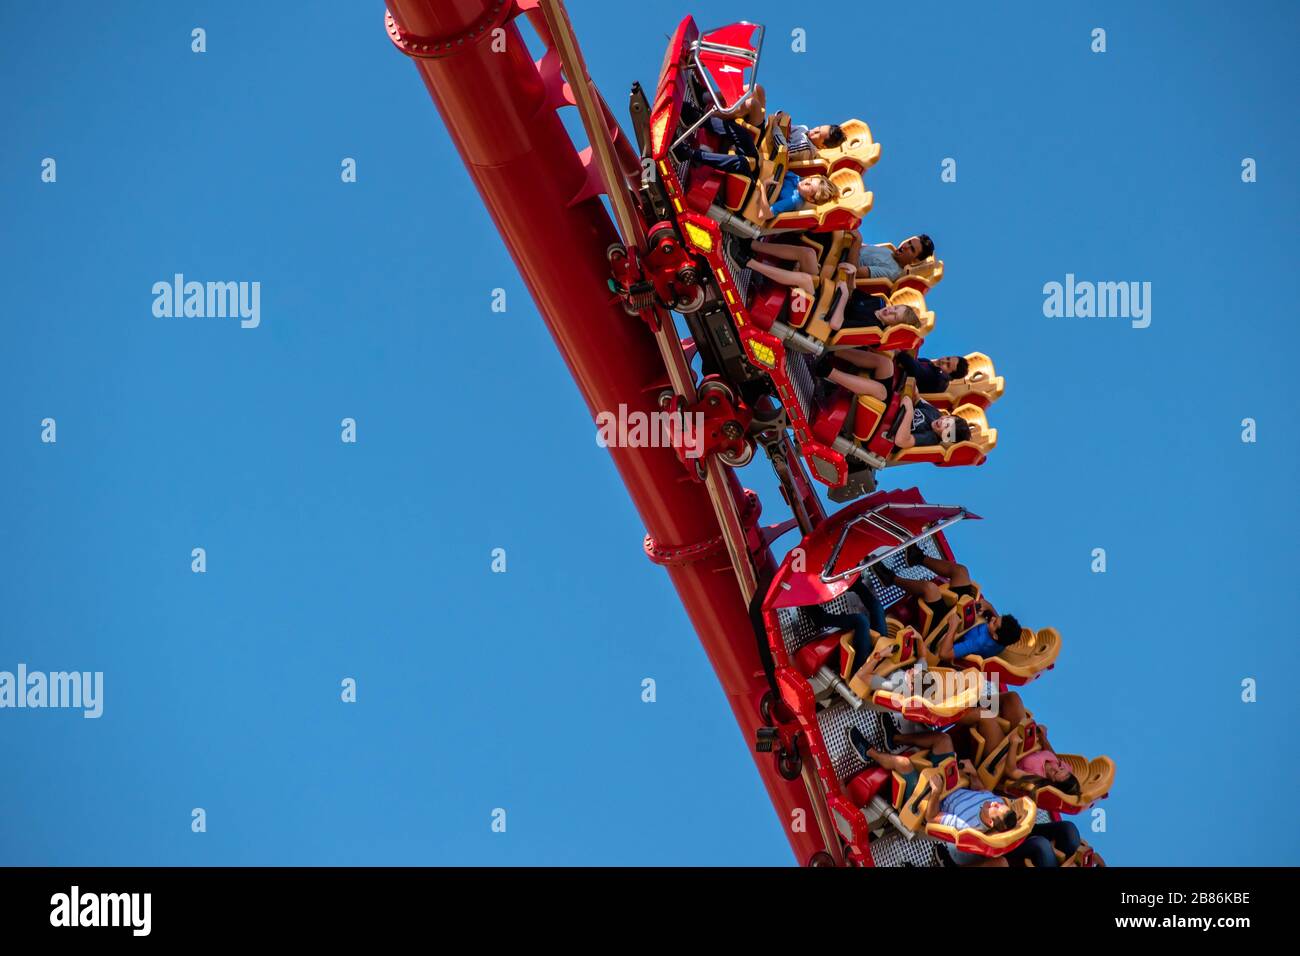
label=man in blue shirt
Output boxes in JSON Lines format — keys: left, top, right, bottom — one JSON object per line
{"left": 931, "top": 770, "right": 1021, "bottom": 866}
{"left": 932, "top": 780, "right": 1017, "bottom": 833}
{"left": 874, "top": 545, "right": 1021, "bottom": 662}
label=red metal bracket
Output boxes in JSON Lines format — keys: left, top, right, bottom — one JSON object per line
{"left": 644, "top": 489, "right": 761, "bottom": 567}
{"left": 385, "top": 1, "right": 515, "bottom": 59}
{"left": 662, "top": 376, "right": 753, "bottom": 479}
{"left": 607, "top": 222, "right": 705, "bottom": 327}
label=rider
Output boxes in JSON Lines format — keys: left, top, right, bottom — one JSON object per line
{"left": 874, "top": 547, "right": 1020, "bottom": 661}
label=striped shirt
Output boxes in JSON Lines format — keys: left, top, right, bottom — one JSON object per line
{"left": 937, "top": 788, "right": 988, "bottom": 831}
{"left": 787, "top": 124, "right": 816, "bottom": 160}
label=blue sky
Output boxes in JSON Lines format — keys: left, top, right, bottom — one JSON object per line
{"left": 1, "top": 0, "right": 1297, "bottom": 866}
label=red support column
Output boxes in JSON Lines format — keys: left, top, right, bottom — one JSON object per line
{"left": 385, "top": 0, "right": 829, "bottom": 864}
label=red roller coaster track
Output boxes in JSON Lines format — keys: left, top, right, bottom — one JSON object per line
{"left": 386, "top": 0, "right": 863, "bottom": 866}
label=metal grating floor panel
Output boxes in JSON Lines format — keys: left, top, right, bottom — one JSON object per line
{"left": 775, "top": 590, "right": 864, "bottom": 657}
{"left": 812, "top": 704, "right": 947, "bottom": 867}
{"left": 868, "top": 831, "right": 949, "bottom": 868}
{"left": 814, "top": 700, "right": 896, "bottom": 786}
{"left": 860, "top": 536, "right": 944, "bottom": 611}
{"left": 786, "top": 351, "right": 815, "bottom": 420}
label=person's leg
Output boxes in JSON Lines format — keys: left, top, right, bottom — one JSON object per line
{"left": 998, "top": 691, "right": 1027, "bottom": 726}
{"left": 740, "top": 83, "right": 766, "bottom": 127}
{"left": 835, "top": 349, "right": 895, "bottom": 381}
{"left": 908, "top": 552, "right": 972, "bottom": 586}
{"left": 746, "top": 258, "right": 816, "bottom": 296}
{"left": 752, "top": 239, "right": 818, "bottom": 276}
{"left": 1003, "top": 835, "right": 1057, "bottom": 868}
{"left": 848, "top": 727, "right": 911, "bottom": 772}
{"left": 892, "top": 730, "right": 954, "bottom": 754}
{"left": 826, "top": 367, "right": 886, "bottom": 400}
{"left": 1035, "top": 820, "right": 1082, "bottom": 857}
{"left": 869, "top": 670, "right": 899, "bottom": 692}
{"left": 713, "top": 118, "right": 757, "bottom": 157}
{"left": 691, "top": 147, "right": 753, "bottom": 176}
{"left": 875, "top": 566, "right": 944, "bottom": 604}
{"left": 809, "top": 605, "right": 874, "bottom": 669}
{"left": 729, "top": 122, "right": 758, "bottom": 158}
{"left": 855, "top": 583, "right": 888, "bottom": 638}
{"left": 864, "top": 747, "right": 913, "bottom": 774}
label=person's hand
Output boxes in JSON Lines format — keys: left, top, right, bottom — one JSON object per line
{"left": 959, "top": 759, "right": 978, "bottom": 778}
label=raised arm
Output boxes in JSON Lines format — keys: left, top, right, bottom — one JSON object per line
{"left": 1000, "top": 728, "right": 1027, "bottom": 780}
{"left": 754, "top": 176, "right": 775, "bottom": 222}
{"left": 894, "top": 396, "right": 917, "bottom": 449}
{"left": 924, "top": 776, "right": 947, "bottom": 823}
{"left": 934, "top": 613, "right": 960, "bottom": 662}
{"left": 828, "top": 280, "right": 850, "bottom": 330}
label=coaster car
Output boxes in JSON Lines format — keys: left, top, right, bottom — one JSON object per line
{"left": 757, "top": 492, "right": 1091, "bottom": 864}
{"left": 761, "top": 490, "right": 989, "bottom": 861}
{"left": 651, "top": 20, "right": 872, "bottom": 236}
{"left": 638, "top": 21, "right": 871, "bottom": 495}
{"left": 637, "top": 19, "right": 989, "bottom": 500}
